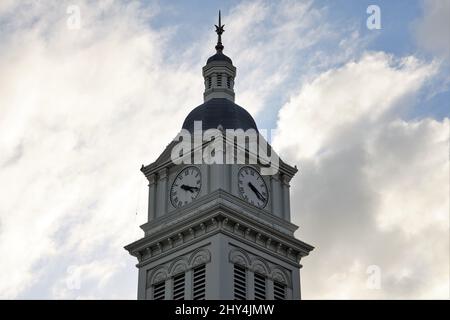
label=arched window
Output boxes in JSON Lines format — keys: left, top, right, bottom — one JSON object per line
{"left": 254, "top": 272, "right": 266, "bottom": 300}
{"left": 193, "top": 264, "right": 206, "bottom": 300}
{"left": 233, "top": 264, "right": 247, "bottom": 300}
{"left": 172, "top": 272, "right": 185, "bottom": 300}
{"left": 152, "top": 280, "right": 166, "bottom": 300}
{"left": 274, "top": 281, "right": 286, "bottom": 300}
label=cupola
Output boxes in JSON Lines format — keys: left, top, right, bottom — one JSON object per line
{"left": 203, "top": 11, "right": 236, "bottom": 102}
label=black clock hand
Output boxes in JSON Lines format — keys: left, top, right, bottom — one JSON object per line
{"left": 181, "top": 184, "right": 199, "bottom": 193}
{"left": 249, "top": 183, "right": 265, "bottom": 201}
{"left": 180, "top": 184, "right": 193, "bottom": 193}
{"left": 248, "top": 182, "right": 266, "bottom": 202}
{"left": 255, "top": 189, "right": 266, "bottom": 202}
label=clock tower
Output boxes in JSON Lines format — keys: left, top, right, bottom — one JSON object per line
{"left": 125, "top": 12, "right": 313, "bottom": 300}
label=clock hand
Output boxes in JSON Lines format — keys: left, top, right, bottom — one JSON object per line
{"left": 180, "top": 184, "right": 199, "bottom": 193}
{"left": 180, "top": 184, "right": 193, "bottom": 193}
{"left": 248, "top": 182, "right": 266, "bottom": 202}
{"left": 255, "top": 190, "right": 266, "bottom": 202}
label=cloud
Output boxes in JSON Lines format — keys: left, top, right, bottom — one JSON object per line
{"left": 273, "top": 52, "right": 449, "bottom": 298}
{"left": 415, "top": 0, "right": 450, "bottom": 60}
{"left": 0, "top": 0, "right": 202, "bottom": 298}
{"left": 0, "top": 0, "right": 448, "bottom": 300}
{"left": 274, "top": 52, "right": 438, "bottom": 159}
{"left": 0, "top": 0, "right": 367, "bottom": 299}
{"left": 222, "top": 0, "right": 369, "bottom": 117}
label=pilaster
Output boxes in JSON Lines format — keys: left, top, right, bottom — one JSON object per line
{"left": 148, "top": 174, "right": 156, "bottom": 221}
{"left": 281, "top": 174, "right": 292, "bottom": 222}
{"left": 155, "top": 168, "right": 168, "bottom": 218}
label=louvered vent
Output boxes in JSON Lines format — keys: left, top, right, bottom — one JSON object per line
{"left": 254, "top": 273, "right": 266, "bottom": 300}
{"left": 227, "top": 76, "right": 231, "bottom": 88}
{"left": 193, "top": 265, "right": 206, "bottom": 300}
{"left": 233, "top": 265, "right": 246, "bottom": 300}
{"left": 153, "top": 281, "right": 165, "bottom": 300}
{"left": 217, "top": 74, "right": 222, "bottom": 87}
{"left": 172, "top": 273, "right": 185, "bottom": 300}
{"left": 274, "top": 281, "right": 286, "bottom": 300}
{"left": 207, "top": 76, "right": 212, "bottom": 89}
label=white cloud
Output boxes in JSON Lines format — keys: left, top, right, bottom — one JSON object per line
{"left": 0, "top": 0, "right": 448, "bottom": 300}
{"left": 415, "top": 0, "right": 450, "bottom": 60}
{"left": 222, "top": 0, "right": 368, "bottom": 117}
{"left": 0, "top": 0, "right": 365, "bottom": 298}
{"left": 274, "top": 52, "right": 438, "bottom": 159}
{"left": 51, "top": 259, "right": 125, "bottom": 299}
{"left": 0, "top": 0, "right": 322, "bottom": 299}
{"left": 273, "top": 52, "right": 449, "bottom": 298}
{"left": 0, "top": 0, "right": 202, "bottom": 298}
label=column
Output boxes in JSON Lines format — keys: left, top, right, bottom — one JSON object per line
{"left": 185, "top": 269, "right": 193, "bottom": 300}
{"left": 270, "top": 176, "right": 275, "bottom": 213}
{"left": 156, "top": 168, "right": 168, "bottom": 218}
{"left": 231, "top": 165, "right": 238, "bottom": 196}
{"left": 212, "top": 73, "right": 218, "bottom": 88}
{"left": 166, "top": 277, "right": 173, "bottom": 300}
{"left": 147, "top": 174, "right": 156, "bottom": 222}
{"left": 200, "top": 164, "right": 209, "bottom": 194}
{"left": 224, "top": 164, "right": 231, "bottom": 192}
{"left": 292, "top": 267, "right": 301, "bottom": 300}
{"left": 247, "top": 269, "right": 255, "bottom": 300}
{"left": 138, "top": 268, "right": 147, "bottom": 300}
{"left": 208, "top": 137, "right": 225, "bottom": 192}
{"left": 281, "top": 174, "right": 292, "bottom": 222}
{"left": 206, "top": 236, "right": 222, "bottom": 299}
{"left": 267, "top": 278, "right": 274, "bottom": 300}
{"left": 271, "top": 175, "right": 283, "bottom": 219}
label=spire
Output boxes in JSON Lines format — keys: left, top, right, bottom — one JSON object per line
{"left": 215, "top": 10, "right": 225, "bottom": 52}
{"left": 203, "top": 10, "right": 236, "bottom": 102}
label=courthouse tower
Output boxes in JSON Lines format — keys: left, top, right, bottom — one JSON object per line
{"left": 125, "top": 12, "right": 313, "bottom": 300}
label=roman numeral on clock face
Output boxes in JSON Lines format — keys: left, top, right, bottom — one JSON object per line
{"left": 170, "top": 166, "right": 202, "bottom": 208}
{"left": 237, "top": 166, "right": 269, "bottom": 209}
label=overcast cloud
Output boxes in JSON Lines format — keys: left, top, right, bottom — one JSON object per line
{"left": 274, "top": 52, "right": 448, "bottom": 298}
{"left": 415, "top": 0, "right": 450, "bottom": 59}
{"left": 0, "top": 0, "right": 448, "bottom": 299}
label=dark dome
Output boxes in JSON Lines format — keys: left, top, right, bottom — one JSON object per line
{"left": 206, "top": 52, "right": 233, "bottom": 64}
{"left": 182, "top": 98, "right": 257, "bottom": 133}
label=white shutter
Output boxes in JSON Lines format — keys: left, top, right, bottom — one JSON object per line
{"left": 233, "top": 265, "right": 246, "bottom": 300}
{"left": 254, "top": 273, "right": 266, "bottom": 300}
{"left": 274, "top": 281, "right": 286, "bottom": 300}
{"left": 153, "top": 281, "right": 165, "bottom": 300}
{"left": 172, "top": 273, "right": 185, "bottom": 300}
{"left": 192, "top": 265, "right": 206, "bottom": 300}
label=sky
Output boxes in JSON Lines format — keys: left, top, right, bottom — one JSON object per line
{"left": 0, "top": 0, "right": 448, "bottom": 299}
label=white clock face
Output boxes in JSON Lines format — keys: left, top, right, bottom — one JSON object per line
{"left": 238, "top": 166, "right": 268, "bottom": 208}
{"left": 170, "top": 166, "right": 202, "bottom": 208}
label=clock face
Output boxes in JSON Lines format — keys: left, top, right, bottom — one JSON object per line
{"left": 238, "top": 166, "right": 268, "bottom": 208}
{"left": 170, "top": 166, "right": 202, "bottom": 208}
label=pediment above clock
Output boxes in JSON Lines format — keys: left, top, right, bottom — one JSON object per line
{"left": 141, "top": 131, "right": 298, "bottom": 180}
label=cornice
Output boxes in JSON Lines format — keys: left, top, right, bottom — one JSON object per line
{"left": 124, "top": 206, "right": 314, "bottom": 268}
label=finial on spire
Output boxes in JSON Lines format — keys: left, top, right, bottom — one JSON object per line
{"left": 215, "top": 10, "right": 225, "bottom": 52}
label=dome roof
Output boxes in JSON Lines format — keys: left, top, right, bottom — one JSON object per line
{"left": 182, "top": 98, "right": 257, "bottom": 133}
{"left": 206, "top": 52, "right": 233, "bottom": 64}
